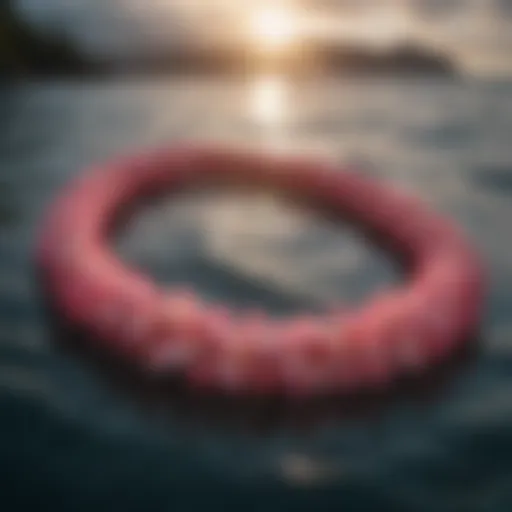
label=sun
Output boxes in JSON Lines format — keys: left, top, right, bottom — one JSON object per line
{"left": 248, "top": 6, "right": 298, "bottom": 52}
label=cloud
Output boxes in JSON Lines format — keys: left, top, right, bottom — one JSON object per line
{"left": 303, "top": 0, "right": 378, "bottom": 10}
{"left": 495, "top": 0, "right": 512, "bottom": 16}
{"left": 409, "top": 0, "right": 469, "bottom": 20}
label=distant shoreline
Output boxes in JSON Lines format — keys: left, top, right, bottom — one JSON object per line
{"left": 2, "top": 2, "right": 457, "bottom": 80}
{"left": 2, "top": 43, "right": 457, "bottom": 80}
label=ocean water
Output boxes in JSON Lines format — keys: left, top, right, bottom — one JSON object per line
{"left": 1, "top": 76, "right": 512, "bottom": 511}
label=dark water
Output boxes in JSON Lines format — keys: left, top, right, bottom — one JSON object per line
{"left": 1, "top": 76, "right": 512, "bottom": 511}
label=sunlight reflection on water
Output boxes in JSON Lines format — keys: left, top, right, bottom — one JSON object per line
{"left": 247, "top": 74, "right": 292, "bottom": 151}
{"left": 250, "top": 75, "right": 287, "bottom": 126}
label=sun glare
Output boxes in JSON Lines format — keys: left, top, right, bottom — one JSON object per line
{"left": 250, "top": 75, "right": 286, "bottom": 125}
{"left": 249, "top": 6, "right": 297, "bottom": 52}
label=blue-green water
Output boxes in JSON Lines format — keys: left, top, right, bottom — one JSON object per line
{"left": 1, "top": 77, "right": 512, "bottom": 511}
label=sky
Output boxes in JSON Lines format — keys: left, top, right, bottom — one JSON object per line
{"left": 17, "top": 0, "right": 512, "bottom": 75}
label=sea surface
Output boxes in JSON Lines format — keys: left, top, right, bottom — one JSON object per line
{"left": 1, "top": 76, "right": 512, "bottom": 511}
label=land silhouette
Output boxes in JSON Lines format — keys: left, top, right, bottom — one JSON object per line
{"left": 1, "top": 1, "right": 456, "bottom": 78}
